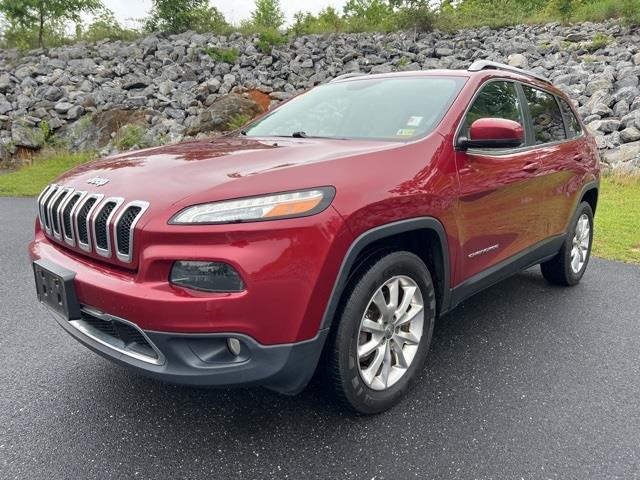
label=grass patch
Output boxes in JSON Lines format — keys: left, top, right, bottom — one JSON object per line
{"left": 592, "top": 176, "right": 640, "bottom": 264}
{"left": 0, "top": 150, "right": 96, "bottom": 197}
{"left": 202, "top": 46, "right": 239, "bottom": 63}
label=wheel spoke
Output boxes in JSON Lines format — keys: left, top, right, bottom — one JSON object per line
{"left": 361, "top": 318, "right": 385, "bottom": 334}
{"left": 379, "top": 342, "right": 392, "bottom": 388}
{"left": 387, "top": 279, "right": 400, "bottom": 310}
{"left": 390, "top": 338, "right": 408, "bottom": 368}
{"left": 571, "top": 252, "right": 581, "bottom": 272}
{"left": 358, "top": 336, "right": 383, "bottom": 359}
{"left": 394, "top": 285, "right": 416, "bottom": 320}
{"left": 394, "top": 330, "right": 419, "bottom": 345}
{"left": 361, "top": 344, "right": 385, "bottom": 384}
{"left": 372, "top": 289, "right": 389, "bottom": 314}
{"left": 395, "top": 304, "right": 423, "bottom": 327}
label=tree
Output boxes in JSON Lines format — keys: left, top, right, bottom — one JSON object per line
{"left": 250, "top": 0, "right": 285, "bottom": 30}
{"left": 0, "top": 0, "right": 102, "bottom": 48}
{"left": 145, "top": 0, "right": 228, "bottom": 33}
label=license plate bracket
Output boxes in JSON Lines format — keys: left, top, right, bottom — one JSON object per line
{"left": 33, "top": 259, "right": 81, "bottom": 320}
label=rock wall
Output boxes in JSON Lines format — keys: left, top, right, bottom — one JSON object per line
{"left": 1, "top": 20, "right": 640, "bottom": 173}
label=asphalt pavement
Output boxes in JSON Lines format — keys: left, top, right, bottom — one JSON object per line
{"left": 1, "top": 197, "right": 639, "bottom": 480}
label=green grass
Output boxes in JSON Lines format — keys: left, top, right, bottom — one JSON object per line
{"left": 0, "top": 150, "right": 96, "bottom": 197}
{"left": 592, "top": 176, "right": 640, "bottom": 264}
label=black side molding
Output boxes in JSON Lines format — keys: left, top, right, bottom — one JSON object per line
{"left": 319, "top": 217, "right": 451, "bottom": 330}
{"left": 449, "top": 234, "right": 565, "bottom": 309}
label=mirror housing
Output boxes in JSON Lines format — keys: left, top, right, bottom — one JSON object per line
{"left": 457, "top": 118, "right": 524, "bottom": 150}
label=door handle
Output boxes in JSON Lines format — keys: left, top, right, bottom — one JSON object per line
{"left": 522, "top": 162, "right": 540, "bottom": 173}
{"left": 573, "top": 153, "right": 585, "bottom": 162}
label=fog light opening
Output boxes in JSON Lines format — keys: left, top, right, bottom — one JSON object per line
{"left": 227, "top": 337, "right": 242, "bottom": 356}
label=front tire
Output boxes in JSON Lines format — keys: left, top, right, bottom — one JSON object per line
{"left": 541, "top": 201, "right": 594, "bottom": 286}
{"left": 324, "top": 251, "right": 436, "bottom": 414}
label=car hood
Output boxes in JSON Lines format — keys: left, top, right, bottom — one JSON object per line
{"left": 55, "top": 137, "right": 400, "bottom": 212}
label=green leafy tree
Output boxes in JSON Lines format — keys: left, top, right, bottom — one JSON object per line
{"left": 250, "top": 0, "right": 285, "bottom": 30}
{"left": 145, "top": 0, "right": 228, "bottom": 33}
{"left": 0, "top": 0, "right": 102, "bottom": 48}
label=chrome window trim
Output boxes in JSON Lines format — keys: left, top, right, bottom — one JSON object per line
{"left": 36, "top": 184, "right": 54, "bottom": 230}
{"left": 453, "top": 77, "right": 585, "bottom": 157}
{"left": 52, "top": 187, "right": 74, "bottom": 240}
{"left": 69, "top": 306, "right": 166, "bottom": 366}
{"left": 76, "top": 193, "right": 104, "bottom": 252}
{"left": 92, "top": 197, "right": 124, "bottom": 258}
{"left": 62, "top": 190, "right": 87, "bottom": 246}
{"left": 40, "top": 184, "right": 60, "bottom": 234}
{"left": 47, "top": 187, "right": 68, "bottom": 239}
{"left": 113, "top": 200, "right": 150, "bottom": 263}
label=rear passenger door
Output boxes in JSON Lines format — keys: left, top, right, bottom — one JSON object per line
{"left": 520, "top": 85, "right": 589, "bottom": 237}
{"left": 454, "top": 80, "right": 546, "bottom": 281}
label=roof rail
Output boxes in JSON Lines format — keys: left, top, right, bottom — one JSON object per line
{"left": 330, "top": 72, "right": 367, "bottom": 83}
{"left": 468, "top": 60, "right": 551, "bottom": 85}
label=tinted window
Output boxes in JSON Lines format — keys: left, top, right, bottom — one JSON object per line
{"left": 466, "top": 81, "right": 523, "bottom": 125}
{"left": 522, "top": 85, "right": 567, "bottom": 145}
{"left": 558, "top": 98, "right": 582, "bottom": 138}
{"left": 460, "top": 81, "right": 523, "bottom": 145}
{"left": 244, "top": 77, "right": 466, "bottom": 141}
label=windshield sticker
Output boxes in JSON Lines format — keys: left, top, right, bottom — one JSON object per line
{"left": 396, "top": 128, "right": 416, "bottom": 137}
{"left": 406, "top": 116, "right": 424, "bottom": 127}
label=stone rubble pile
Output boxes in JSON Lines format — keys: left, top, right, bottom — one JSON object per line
{"left": 0, "top": 20, "right": 639, "bottom": 173}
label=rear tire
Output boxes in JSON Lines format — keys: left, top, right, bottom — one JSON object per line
{"left": 541, "top": 201, "right": 594, "bottom": 286}
{"left": 324, "top": 251, "right": 436, "bottom": 414}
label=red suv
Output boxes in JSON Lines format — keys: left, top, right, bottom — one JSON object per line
{"left": 30, "top": 61, "right": 600, "bottom": 413}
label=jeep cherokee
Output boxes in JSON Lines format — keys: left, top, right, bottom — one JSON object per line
{"left": 30, "top": 61, "right": 600, "bottom": 414}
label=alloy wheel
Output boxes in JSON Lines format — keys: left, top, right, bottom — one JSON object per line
{"left": 570, "top": 213, "right": 591, "bottom": 274}
{"left": 356, "top": 275, "right": 424, "bottom": 391}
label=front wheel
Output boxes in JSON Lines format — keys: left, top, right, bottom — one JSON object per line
{"left": 541, "top": 201, "right": 594, "bottom": 286}
{"left": 324, "top": 251, "right": 436, "bottom": 414}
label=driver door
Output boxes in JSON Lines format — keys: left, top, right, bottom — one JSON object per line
{"left": 454, "top": 80, "right": 545, "bottom": 282}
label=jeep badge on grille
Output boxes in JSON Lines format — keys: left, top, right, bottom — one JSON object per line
{"left": 87, "top": 176, "right": 109, "bottom": 186}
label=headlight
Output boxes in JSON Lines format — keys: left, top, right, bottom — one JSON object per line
{"left": 170, "top": 187, "right": 335, "bottom": 224}
{"left": 170, "top": 261, "right": 245, "bottom": 292}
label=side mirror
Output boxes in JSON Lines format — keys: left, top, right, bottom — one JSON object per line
{"left": 457, "top": 118, "right": 524, "bottom": 150}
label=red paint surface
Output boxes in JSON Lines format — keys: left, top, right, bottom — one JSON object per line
{"left": 29, "top": 69, "right": 600, "bottom": 345}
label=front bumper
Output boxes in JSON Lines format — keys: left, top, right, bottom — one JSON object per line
{"left": 48, "top": 305, "right": 328, "bottom": 394}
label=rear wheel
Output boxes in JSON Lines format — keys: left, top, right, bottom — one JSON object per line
{"left": 324, "top": 251, "right": 436, "bottom": 414}
{"left": 541, "top": 201, "right": 594, "bottom": 286}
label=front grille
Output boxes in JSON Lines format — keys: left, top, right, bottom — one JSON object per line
{"left": 41, "top": 185, "right": 60, "bottom": 231}
{"left": 62, "top": 192, "right": 82, "bottom": 242}
{"left": 37, "top": 184, "right": 148, "bottom": 264}
{"left": 94, "top": 201, "right": 117, "bottom": 250}
{"left": 74, "top": 309, "right": 162, "bottom": 364}
{"left": 50, "top": 189, "right": 69, "bottom": 236}
{"left": 76, "top": 197, "right": 97, "bottom": 245}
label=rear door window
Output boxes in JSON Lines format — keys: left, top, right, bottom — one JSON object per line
{"left": 522, "top": 85, "right": 567, "bottom": 145}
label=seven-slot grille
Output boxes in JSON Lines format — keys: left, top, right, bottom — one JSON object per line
{"left": 37, "top": 184, "right": 149, "bottom": 264}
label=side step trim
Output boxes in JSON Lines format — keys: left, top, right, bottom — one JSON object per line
{"left": 449, "top": 234, "right": 565, "bottom": 309}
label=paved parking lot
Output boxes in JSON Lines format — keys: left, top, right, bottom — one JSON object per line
{"left": 1, "top": 197, "right": 639, "bottom": 479}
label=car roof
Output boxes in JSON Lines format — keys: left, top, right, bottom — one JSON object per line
{"left": 331, "top": 68, "right": 565, "bottom": 98}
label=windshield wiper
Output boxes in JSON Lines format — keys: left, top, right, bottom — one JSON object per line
{"left": 291, "top": 131, "right": 307, "bottom": 138}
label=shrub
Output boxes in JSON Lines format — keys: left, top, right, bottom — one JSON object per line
{"left": 115, "top": 124, "right": 145, "bottom": 151}
{"left": 255, "top": 29, "right": 287, "bottom": 54}
{"left": 227, "top": 114, "right": 251, "bottom": 131}
{"left": 250, "top": 0, "right": 285, "bottom": 30}
{"left": 203, "top": 47, "right": 239, "bottom": 63}
{"left": 584, "top": 32, "right": 613, "bottom": 52}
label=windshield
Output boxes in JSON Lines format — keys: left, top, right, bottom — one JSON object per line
{"left": 243, "top": 76, "right": 467, "bottom": 141}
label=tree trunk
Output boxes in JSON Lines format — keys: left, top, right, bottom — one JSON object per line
{"left": 38, "top": 10, "right": 44, "bottom": 48}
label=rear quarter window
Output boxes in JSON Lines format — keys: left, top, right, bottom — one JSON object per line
{"left": 558, "top": 97, "right": 583, "bottom": 138}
